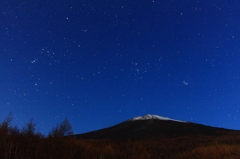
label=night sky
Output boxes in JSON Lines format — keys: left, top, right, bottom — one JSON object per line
{"left": 1, "top": 0, "right": 240, "bottom": 135}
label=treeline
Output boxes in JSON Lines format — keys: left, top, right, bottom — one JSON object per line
{"left": 0, "top": 113, "right": 75, "bottom": 159}
{"left": 1, "top": 113, "right": 240, "bottom": 159}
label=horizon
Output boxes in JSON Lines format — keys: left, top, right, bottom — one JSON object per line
{"left": 1, "top": 112, "right": 239, "bottom": 135}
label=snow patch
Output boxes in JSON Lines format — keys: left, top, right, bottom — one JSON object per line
{"left": 128, "top": 114, "right": 185, "bottom": 122}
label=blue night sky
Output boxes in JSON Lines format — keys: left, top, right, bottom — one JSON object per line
{"left": 1, "top": 0, "right": 240, "bottom": 135}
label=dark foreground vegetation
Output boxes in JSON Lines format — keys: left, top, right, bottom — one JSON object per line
{"left": 1, "top": 113, "right": 240, "bottom": 159}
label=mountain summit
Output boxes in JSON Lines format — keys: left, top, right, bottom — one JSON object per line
{"left": 128, "top": 114, "right": 185, "bottom": 122}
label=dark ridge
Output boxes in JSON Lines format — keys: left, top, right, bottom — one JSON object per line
{"left": 75, "top": 119, "right": 237, "bottom": 140}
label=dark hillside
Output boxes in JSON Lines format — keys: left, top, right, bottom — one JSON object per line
{"left": 76, "top": 119, "right": 236, "bottom": 140}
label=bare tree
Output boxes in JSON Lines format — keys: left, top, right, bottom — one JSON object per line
{"left": 21, "top": 118, "right": 36, "bottom": 137}
{"left": 0, "top": 113, "right": 21, "bottom": 159}
{"left": 48, "top": 118, "right": 74, "bottom": 137}
{"left": 0, "top": 112, "right": 13, "bottom": 134}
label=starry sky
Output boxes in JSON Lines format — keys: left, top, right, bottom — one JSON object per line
{"left": 1, "top": 0, "right": 240, "bottom": 135}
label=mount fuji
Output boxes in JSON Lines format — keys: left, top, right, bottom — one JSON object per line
{"left": 76, "top": 114, "right": 237, "bottom": 140}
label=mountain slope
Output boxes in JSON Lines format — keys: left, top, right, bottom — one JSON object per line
{"left": 76, "top": 114, "right": 236, "bottom": 140}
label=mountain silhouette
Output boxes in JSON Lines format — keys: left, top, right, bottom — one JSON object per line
{"left": 76, "top": 114, "right": 237, "bottom": 140}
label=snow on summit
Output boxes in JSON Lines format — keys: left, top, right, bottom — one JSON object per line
{"left": 128, "top": 114, "right": 185, "bottom": 122}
